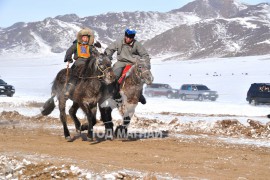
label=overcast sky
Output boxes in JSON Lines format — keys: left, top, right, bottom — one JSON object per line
{"left": 0, "top": 0, "right": 268, "bottom": 28}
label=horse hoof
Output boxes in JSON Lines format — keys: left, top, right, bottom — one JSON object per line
{"left": 65, "top": 136, "right": 73, "bottom": 142}
{"left": 105, "top": 135, "right": 114, "bottom": 141}
{"left": 76, "top": 129, "right": 81, "bottom": 135}
{"left": 115, "top": 125, "right": 128, "bottom": 139}
{"left": 86, "top": 137, "right": 94, "bottom": 142}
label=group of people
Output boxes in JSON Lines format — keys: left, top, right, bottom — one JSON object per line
{"left": 63, "top": 27, "right": 151, "bottom": 104}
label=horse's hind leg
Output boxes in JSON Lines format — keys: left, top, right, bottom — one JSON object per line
{"left": 58, "top": 96, "right": 71, "bottom": 141}
{"left": 69, "top": 102, "right": 81, "bottom": 132}
{"left": 99, "top": 106, "right": 114, "bottom": 140}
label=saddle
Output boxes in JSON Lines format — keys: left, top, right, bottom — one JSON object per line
{"left": 118, "top": 64, "right": 132, "bottom": 84}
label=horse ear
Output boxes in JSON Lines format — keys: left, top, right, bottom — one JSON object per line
{"left": 98, "top": 54, "right": 104, "bottom": 63}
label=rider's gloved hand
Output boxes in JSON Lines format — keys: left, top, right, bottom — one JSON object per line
{"left": 104, "top": 52, "right": 113, "bottom": 60}
{"left": 94, "top": 41, "right": 101, "bottom": 48}
{"left": 64, "top": 59, "right": 73, "bottom": 63}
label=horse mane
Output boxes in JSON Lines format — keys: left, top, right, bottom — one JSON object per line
{"left": 51, "top": 51, "right": 100, "bottom": 92}
{"left": 82, "top": 56, "right": 97, "bottom": 77}
{"left": 126, "top": 62, "right": 145, "bottom": 82}
{"left": 125, "top": 65, "right": 135, "bottom": 78}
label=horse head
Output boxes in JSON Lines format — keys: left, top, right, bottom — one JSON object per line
{"left": 95, "top": 53, "right": 116, "bottom": 85}
{"left": 133, "top": 59, "right": 154, "bottom": 85}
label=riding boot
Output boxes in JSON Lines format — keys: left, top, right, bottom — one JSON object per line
{"left": 64, "top": 66, "right": 78, "bottom": 99}
{"left": 139, "top": 90, "right": 146, "bottom": 105}
{"left": 64, "top": 83, "right": 75, "bottom": 99}
{"left": 113, "top": 82, "right": 122, "bottom": 103}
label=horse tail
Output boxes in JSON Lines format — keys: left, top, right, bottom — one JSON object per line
{"left": 41, "top": 67, "right": 67, "bottom": 116}
{"left": 51, "top": 73, "right": 59, "bottom": 93}
{"left": 40, "top": 74, "right": 59, "bottom": 116}
{"left": 41, "top": 95, "right": 56, "bottom": 116}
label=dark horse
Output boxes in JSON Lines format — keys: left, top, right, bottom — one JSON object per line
{"left": 41, "top": 53, "right": 115, "bottom": 141}
{"left": 97, "top": 59, "right": 154, "bottom": 138}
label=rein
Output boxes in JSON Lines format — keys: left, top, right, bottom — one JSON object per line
{"left": 122, "top": 62, "right": 148, "bottom": 87}
{"left": 64, "top": 61, "right": 70, "bottom": 88}
{"left": 79, "top": 59, "right": 111, "bottom": 79}
{"left": 80, "top": 67, "right": 111, "bottom": 79}
{"left": 133, "top": 61, "right": 150, "bottom": 83}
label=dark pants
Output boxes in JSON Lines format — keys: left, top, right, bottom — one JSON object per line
{"left": 113, "top": 67, "right": 124, "bottom": 80}
{"left": 112, "top": 62, "right": 146, "bottom": 104}
{"left": 65, "top": 58, "right": 87, "bottom": 96}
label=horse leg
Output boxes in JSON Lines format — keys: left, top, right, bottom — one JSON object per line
{"left": 79, "top": 103, "right": 98, "bottom": 132}
{"left": 89, "top": 104, "right": 98, "bottom": 140}
{"left": 58, "top": 96, "right": 71, "bottom": 141}
{"left": 80, "top": 103, "right": 96, "bottom": 141}
{"left": 68, "top": 102, "right": 81, "bottom": 132}
{"left": 115, "top": 104, "right": 136, "bottom": 138}
{"left": 99, "top": 106, "right": 114, "bottom": 140}
{"left": 91, "top": 104, "right": 97, "bottom": 127}
{"left": 115, "top": 116, "right": 130, "bottom": 139}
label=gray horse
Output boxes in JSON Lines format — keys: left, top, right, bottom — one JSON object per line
{"left": 98, "top": 59, "right": 154, "bottom": 138}
{"left": 41, "top": 53, "right": 115, "bottom": 141}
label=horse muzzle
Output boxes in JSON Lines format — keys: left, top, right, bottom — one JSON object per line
{"left": 104, "top": 70, "right": 116, "bottom": 84}
{"left": 143, "top": 71, "right": 154, "bottom": 85}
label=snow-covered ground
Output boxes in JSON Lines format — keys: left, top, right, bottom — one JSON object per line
{"left": 1, "top": 53, "right": 270, "bottom": 132}
{"left": 1, "top": 53, "right": 270, "bottom": 116}
{"left": 1, "top": 53, "right": 270, "bottom": 119}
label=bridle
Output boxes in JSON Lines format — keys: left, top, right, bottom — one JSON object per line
{"left": 79, "top": 56, "right": 112, "bottom": 80}
{"left": 134, "top": 61, "right": 151, "bottom": 82}
{"left": 123, "top": 61, "right": 150, "bottom": 86}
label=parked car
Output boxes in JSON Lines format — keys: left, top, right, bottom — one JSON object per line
{"left": 246, "top": 83, "right": 270, "bottom": 106}
{"left": 178, "top": 84, "right": 218, "bottom": 101}
{"left": 0, "top": 79, "right": 15, "bottom": 97}
{"left": 144, "top": 83, "right": 179, "bottom": 98}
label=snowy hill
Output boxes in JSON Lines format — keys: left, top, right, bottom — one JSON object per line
{"left": 0, "top": 0, "right": 269, "bottom": 59}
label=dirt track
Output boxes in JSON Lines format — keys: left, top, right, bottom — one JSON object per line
{"left": 0, "top": 112, "right": 270, "bottom": 179}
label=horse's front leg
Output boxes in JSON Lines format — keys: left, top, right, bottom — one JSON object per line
{"left": 81, "top": 103, "right": 97, "bottom": 141}
{"left": 69, "top": 102, "right": 81, "bottom": 133}
{"left": 115, "top": 103, "right": 137, "bottom": 138}
{"left": 99, "top": 106, "right": 114, "bottom": 140}
{"left": 58, "top": 96, "right": 72, "bottom": 141}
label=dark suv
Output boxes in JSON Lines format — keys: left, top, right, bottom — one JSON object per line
{"left": 246, "top": 83, "right": 270, "bottom": 106}
{"left": 0, "top": 79, "right": 15, "bottom": 97}
{"left": 144, "top": 83, "right": 179, "bottom": 98}
{"left": 178, "top": 84, "right": 218, "bottom": 101}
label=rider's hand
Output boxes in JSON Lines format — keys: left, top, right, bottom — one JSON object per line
{"left": 64, "top": 59, "right": 73, "bottom": 63}
{"left": 104, "top": 52, "right": 113, "bottom": 60}
{"left": 94, "top": 41, "right": 101, "bottom": 48}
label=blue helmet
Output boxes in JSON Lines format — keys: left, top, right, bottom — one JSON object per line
{"left": 125, "top": 29, "right": 136, "bottom": 38}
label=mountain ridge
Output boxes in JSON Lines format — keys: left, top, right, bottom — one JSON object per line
{"left": 0, "top": 0, "right": 269, "bottom": 60}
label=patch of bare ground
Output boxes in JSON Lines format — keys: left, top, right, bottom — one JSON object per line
{"left": 0, "top": 101, "right": 44, "bottom": 108}
{"left": 0, "top": 111, "right": 270, "bottom": 179}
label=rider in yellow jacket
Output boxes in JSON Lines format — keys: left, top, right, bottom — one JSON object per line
{"left": 63, "top": 28, "right": 100, "bottom": 98}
